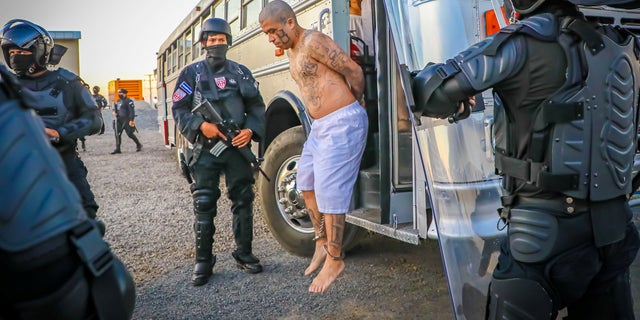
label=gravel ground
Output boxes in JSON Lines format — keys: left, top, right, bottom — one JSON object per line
{"left": 80, "top": 105, "right": 639, "bottom": 319}
{"left": 80, "top": 105, "right": 453, "bottom": 319}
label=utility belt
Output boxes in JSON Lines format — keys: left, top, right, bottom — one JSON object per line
{"left": 499, "top": 194, "right": 629, "bottom": 263}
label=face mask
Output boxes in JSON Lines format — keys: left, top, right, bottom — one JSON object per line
{"left": 205, "top": 44, "right": 229, "bottom": 68}
{"left": 9, "top": 54, "right": 36, "bottom": 76}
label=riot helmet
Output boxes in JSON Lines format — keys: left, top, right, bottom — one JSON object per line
{"left": 200, "top": 18, "right": 232, "bottom": 46}
{"left": 511, "top": 0, "right": 547, "bottom": 14}
{"left": 1, "top": 20, "right": 53, "bottom": 74}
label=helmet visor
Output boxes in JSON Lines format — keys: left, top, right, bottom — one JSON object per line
{"left": 1, "top": 21, "right": 47, "bottom": 49}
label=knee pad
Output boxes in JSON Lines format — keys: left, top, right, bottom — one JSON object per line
{"left": 109, "top": 257, "right": 136, "bottom": 319}
{"left": 486, "top": 277, "right": 554, "bottom": 320}
{"left": 14, "top": 267, "right": 90, "bottom": 320}
{"left": 193, "top": 189, "right": 219, "bottom": 215}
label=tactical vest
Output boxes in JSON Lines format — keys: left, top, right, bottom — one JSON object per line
{"left": 30, "top": 70, "right": 76, "bottom": 130}
{"left": 0, "top": 70, "right": 84, "bottom": 251}
{"left": 493, "top": 14, "right": 640, "bottom": 201}
{"left": 191, "top": 60, "right": 260, "bottom": 125}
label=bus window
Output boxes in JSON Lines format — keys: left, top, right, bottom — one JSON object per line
{"left": 178, "top": 35, "right": 184, "bottom": 69}
{"left": 243, "top": 0, "right": 261, "bottom": 29}
{"left": 227, "top": 0, "right": 241, "bottom": 36}
{"left": 185, "top": 30, "right": 192, "bottom": 63}
{"left": 214, "top": 1, "right": 225, "bottom": 19}
{"left": 193, "top": 20, "right": 202, "bottom": 57}
{"left": 171, "top": 43, "right": 178, "bottom": 74}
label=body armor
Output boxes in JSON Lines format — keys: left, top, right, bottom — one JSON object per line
{"left": 0, "top": 64, "right": 135, "bottom": 319}
{"left": 187, "top": 60, "right": 262, "bottom": 161}
{"left": 491, "top": 13, "right": 640, "bottom": 201}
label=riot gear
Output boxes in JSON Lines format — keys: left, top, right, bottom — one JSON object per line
{"left": 412, "top": 3, "right": 640, "bottom": 318}
{"left": 200, "top": 18, "right": 233, "bottom": 46}
{"left": 1, "top": 19, "right": 54, "bottom": 74}
{"left": 172, "top": 38, "right": 265, "bottom": 285}
{"left": 0, "top": 63, "right": 135, "bottom": 320}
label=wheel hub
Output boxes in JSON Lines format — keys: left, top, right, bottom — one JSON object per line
{"left": 275, "top": 155, "right": 312, "bottom": 232}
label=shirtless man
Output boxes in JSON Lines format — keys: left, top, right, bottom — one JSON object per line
{"left": 260, "top": 0, "right": 367, "bottom": 293}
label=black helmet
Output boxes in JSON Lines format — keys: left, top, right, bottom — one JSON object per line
{"left": 93, "top": 85, "right": 100, "bottom": 92}
{"left": 1, "top": 19, "right": 53, "bottom": 68}
{"left": 200, "top": 18, "right": 232, "bottom": 46}
{"left": 118, "top": 88, "right": 128, "bottom": 94}
{"left": 511, "top": 0, "right": 547, "bottom": 14}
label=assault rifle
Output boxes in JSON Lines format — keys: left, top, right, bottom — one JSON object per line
{"left": 192, "top": 99, "right": 270, "bottom": 181}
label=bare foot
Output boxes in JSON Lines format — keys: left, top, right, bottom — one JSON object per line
{"left": 304, "top": 240, "right": 327, "bottom": 276}
{"left": 308, "top": 258, "right": 345, "bottom": 293}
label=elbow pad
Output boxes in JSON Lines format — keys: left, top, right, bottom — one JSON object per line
{"left": 412, "top": 62, "right": 465, "bottom": 119}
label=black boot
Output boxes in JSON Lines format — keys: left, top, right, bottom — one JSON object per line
{"left": 131, "top": 134, "right": 143, "bottom": 152}
{"left": 192, "top": 255, "right": 215, "bottom": 286}
{"left": 232, "top": 205, "right": 262, "bottom": 274}
{"left": 111, "top": 134, "right": 121, "bottom": 154}
{"left": 232, "top": 250, "right": 263, "bottom": 274}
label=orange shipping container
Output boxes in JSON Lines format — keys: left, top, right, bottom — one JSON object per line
{"left": 108, "top": 79, "right": 143, "bottom": 105}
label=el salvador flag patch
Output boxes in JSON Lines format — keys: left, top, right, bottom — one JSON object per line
{"left": 179, "top": 81, "right": 193, "bottom": 95}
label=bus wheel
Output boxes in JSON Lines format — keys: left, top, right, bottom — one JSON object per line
{"left": 259, "top": 126, "right": 366, "bottom": 257}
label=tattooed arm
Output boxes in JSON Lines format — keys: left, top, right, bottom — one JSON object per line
{"left": 305, "top": 31, "right": 365, "bottom": 104}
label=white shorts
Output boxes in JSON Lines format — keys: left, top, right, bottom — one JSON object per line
{"left": 297, "top": 101, "right": 368, "bottom": 213}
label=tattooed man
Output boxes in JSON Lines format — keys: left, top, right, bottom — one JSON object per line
{"left": 260, "top": 0, "right": 367, "bottom": 293}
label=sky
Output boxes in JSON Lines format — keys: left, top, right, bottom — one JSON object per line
{"left": 0, "top": 0, "right": 198, "bottom": 101}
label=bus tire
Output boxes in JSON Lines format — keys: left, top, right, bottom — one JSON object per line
{"left": 259, "top": 125, "right": 366, "bottom": 257}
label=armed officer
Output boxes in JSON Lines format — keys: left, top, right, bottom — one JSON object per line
{"left": 1, "top": 19, "right": 105, "bottom": 234}
{"left": 0, "top": 62, "right": 136, "bottom": 319}
{"left": 111, "top": 88, "right": 143, "bottom": 154}
{"left": 412, "top": 1, "right": 640, "bottom": 319}
{"left": 93, "top": 85, "right": 108, "bottom": 134}
{"left": 172, "top": 17, "right": 266, "bottom": 286}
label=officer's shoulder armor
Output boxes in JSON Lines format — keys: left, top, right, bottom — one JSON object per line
{"left": 55, "top": 67, "right": 80, "bottom": 83}
{"left": 518, "top": 13, "right": 559, "bottom": 41}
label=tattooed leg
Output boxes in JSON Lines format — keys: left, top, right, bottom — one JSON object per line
{"left": 303, "top": 190, "right": 327, "bottom": 276}
{"left": 309, "top": 213, "right": 345, "bottom": 293}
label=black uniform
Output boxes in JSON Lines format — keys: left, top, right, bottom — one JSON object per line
{"left": 172, "top": 59, "right": 265, "bottom": 283}
{"left": 0, "top": 63, "right": 135, "bottom": 320}
{"left": 93, "top": 92, "right": 108, "bottom": 134}
{"left": 113, "top": 97, "right": 142, "bottom": 152}
{"left": 413, "top": 3, "right": 640, "bottom": 319}
{"left": 17, "top": 67, "right": 103, "bottom": 228}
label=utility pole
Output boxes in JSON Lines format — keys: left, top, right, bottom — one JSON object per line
{"left": 144, "top": 73, "right": 154, "bottom": 108}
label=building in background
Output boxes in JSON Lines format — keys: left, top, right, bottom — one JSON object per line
{"left": 50, "top": 31, "right": 81, "bottom": 75}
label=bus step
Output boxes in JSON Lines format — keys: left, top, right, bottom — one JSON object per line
{"left": 347, "top": 209, "right": 420, "bottom": 245}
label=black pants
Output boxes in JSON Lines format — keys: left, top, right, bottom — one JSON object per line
{"left": 61, "top": 152, "right": 99, "bottom": 218}
{"left": 492, "top": 213, "right": 640, "bottom": 319}
{"left": 191, "top": 148, "right": 256, "bottom": 254}
{"left": 114, "top": 119, "right": 141, "bottom": 151}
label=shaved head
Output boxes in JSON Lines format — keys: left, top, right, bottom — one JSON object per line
{"left": 259, "top": 0, "right": 297, "bottom": 24}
